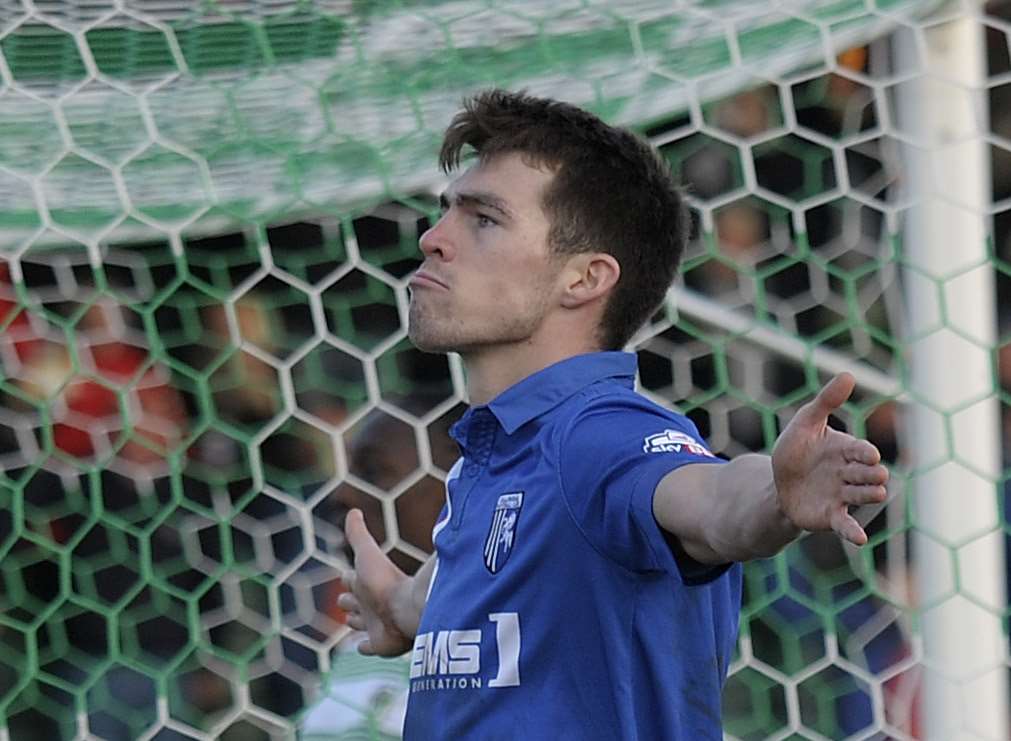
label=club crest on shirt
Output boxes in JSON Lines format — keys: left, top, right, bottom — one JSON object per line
{"left": 643, "top": 429, "right": 715, "bottom": 457}
{"left": 483, "top": 492, "right": 524, "bottom": 574}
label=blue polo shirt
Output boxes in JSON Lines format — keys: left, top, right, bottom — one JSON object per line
{"left": 402, "top": 352, "right": 742, "bottom": 740}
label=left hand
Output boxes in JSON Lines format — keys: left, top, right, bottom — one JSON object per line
{"left": 771, "top": 372, "right": 889, "bottom": 545}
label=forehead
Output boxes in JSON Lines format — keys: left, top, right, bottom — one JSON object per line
{"left": 448, "top": 152, "right": 554, "bottom": 214}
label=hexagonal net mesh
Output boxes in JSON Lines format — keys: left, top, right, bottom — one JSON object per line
{"left": 0, "top": 1, "right": 1008, "bottom": 739}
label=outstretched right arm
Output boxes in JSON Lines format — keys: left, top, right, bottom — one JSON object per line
{"left": 337, "top": 509, "right": 435, "bottom": 656}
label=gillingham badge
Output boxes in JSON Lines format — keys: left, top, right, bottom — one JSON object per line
{"left": 483, "top": 492, "right": 524, "bottom": 574}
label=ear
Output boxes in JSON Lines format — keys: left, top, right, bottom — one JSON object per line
{"left": 559, "top": 253, "right": 620, "bottom": 309}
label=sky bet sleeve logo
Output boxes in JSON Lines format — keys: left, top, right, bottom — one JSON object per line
{"left": 643, "top": 429, "right": 716, "bottom": 457}
{"left": 483, "top": 492, "right": 524, "bottom": 574}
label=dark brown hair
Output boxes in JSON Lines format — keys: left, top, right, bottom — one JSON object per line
{"left": 439, "top": 89, "right": 690, "bottom": 350}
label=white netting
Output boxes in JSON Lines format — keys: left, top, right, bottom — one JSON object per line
{"left": 0, "top": 1, "right": 1008, "bottom": 740}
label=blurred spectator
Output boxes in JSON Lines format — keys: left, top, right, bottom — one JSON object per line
{"left": 0, "top": 260, "right": 187, "bottom": 531}
{"left": 304, "top": 402, "right": 460, "bottom": 736}
{"left": 332, "top": 404, "right": 459, "bottom": 565}
{"left": 202, "top": 293, "right": 287, "bottom": 427}
{"left": 0, "top": 258, "right": 191, "bottom": 740}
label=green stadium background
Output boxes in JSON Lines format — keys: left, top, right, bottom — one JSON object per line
{"left": 1, "top": 1, "right": 1010, "bottom": 738}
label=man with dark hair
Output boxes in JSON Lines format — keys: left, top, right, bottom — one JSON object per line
{"left": 337, "top": 89, "right": 888, "bottom": 739}
{"left": 436, "top": 89, "right": 690, "bottom": 351}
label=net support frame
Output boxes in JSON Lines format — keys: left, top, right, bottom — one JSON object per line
{"left": 898, "top": 9, "right": 1009, "bottom": 739}
{"left": 673, "top": 288, "right": 901, "bottom": 397}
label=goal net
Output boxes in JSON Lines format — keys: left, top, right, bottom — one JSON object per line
{"left": 0, "top": 1, "right": 1006, "bottom": 739}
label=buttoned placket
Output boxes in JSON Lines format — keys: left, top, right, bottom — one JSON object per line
{"left": 449, "top": 407, "right": 497, "bottom": 530}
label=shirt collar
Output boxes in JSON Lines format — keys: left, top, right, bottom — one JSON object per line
{"left": 485, "top": 351, "right": 637, "bottom": 435}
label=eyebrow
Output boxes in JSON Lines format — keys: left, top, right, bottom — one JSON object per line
{"left": 439, "top": 190, "right": 515, "bottom": 220}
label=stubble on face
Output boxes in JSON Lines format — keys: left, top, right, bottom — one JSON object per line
{"left": 407, "top": 153, "right": 561, "bottom": 356}
{"left": 407, "top": 275, "right": 554, "bottom": 354}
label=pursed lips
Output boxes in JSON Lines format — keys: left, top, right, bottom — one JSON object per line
{"left": 410, "top": 271, "right": 449, "bottom": 290}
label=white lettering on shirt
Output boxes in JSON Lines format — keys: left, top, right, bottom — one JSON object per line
{"left": 409, "top": 612, "right": 521, "bottom": 692}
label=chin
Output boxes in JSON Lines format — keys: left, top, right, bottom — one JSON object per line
{"left": 408, "top": 307, "right": 467, "bottom": 353}
{"left": 408, "top": 326, "right": 456, "bottom": 354}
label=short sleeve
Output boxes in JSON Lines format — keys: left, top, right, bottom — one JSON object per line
{"left": 558, "top": 394, "right": 726, "bottom": 579}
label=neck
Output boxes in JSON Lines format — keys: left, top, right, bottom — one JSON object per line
{"left": 462, "top": 334, "right": 601, "bottom": 406}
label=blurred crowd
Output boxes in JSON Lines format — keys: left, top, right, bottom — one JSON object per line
{"left": 8, "top": 24, "right": 1011, "bottom": 739}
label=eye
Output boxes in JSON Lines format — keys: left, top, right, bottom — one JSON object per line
{"left": 476, "top": 213, "right": 497, "bottom": 228}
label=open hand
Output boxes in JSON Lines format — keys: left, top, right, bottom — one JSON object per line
{"left": 771, "top": 372, "right": 889, "bottom": 545}
{"left": 337, "top": 509, "right": 415, "bottom": 656}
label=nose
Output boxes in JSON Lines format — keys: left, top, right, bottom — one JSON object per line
{"left": 418, "top": 213, "right": 454, "bottom": 261}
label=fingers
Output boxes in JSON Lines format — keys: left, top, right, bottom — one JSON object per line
{"left": 844, "top": 439, "right": 881, "bottom": 466}
{"left": 339, "top": 566, "right": 355, "bottom": 590}
{"left": 841, "top": 461, "right": 889, "bottom": 486}
{"left": 840, "top": 442, "right": 889, "bottom": 507}
{"left": 841, "top": 483, "right": 888, "bottom": 506}
{"left": 345, "top": 508, "right": 383, "bottom": 564}
{"left": 830, "top": 507, "right": 868, "bottom": 546}
{"left": 336, "top": 579, "right": 369, "bottom": 639}
{"left": 336, "top": 590, "right": 358, "bottom": 613}
{"left": 336, "top": 588, "right": 366, "bottom": 629}
{"left": 818, "top": 372, "right": 856, "bottom": 412}
{"left": 796, "top": 372, "right": 856, "bottom": 428}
